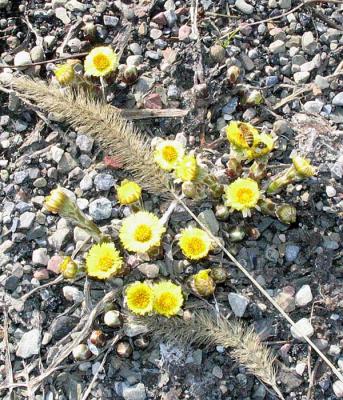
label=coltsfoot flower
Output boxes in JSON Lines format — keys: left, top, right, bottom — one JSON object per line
{"left": 126, "top": 282, "right": 154, "bottom": 315}
{"left": 246, "top": 133, "right": 275, "bottom": 159}
{"left": 59, "top": 256, "right": 78, "bottom": 279}
{"left": 153, "top": 281, "right": 184, "bottom": 317}
{"left": 192, "top": 269, "right": 216, "bottom": 297}
{"left": 117, "top": 180, "right": 142, "bottom": 205}
{"left": 226, "top": 121, "right": 259, "bottom": 150}
{"left": 119, "top": 211, "right": 166, "bottom": 253}
{"left": 86, "top": 242, "right": 123, "bottom": 280}
{"left": 154, "top": 140, "right": 185, "bottom": 171}
{"left": 224, "top": 178, "right": 260, "bottom": 217}
{"left": 175, "top": 154, "right": 199, "bottom": 182}
{"left": 54, "top": 63, "right": 75, "bottom": 86}
{"left": 179, "top": 227, "right": 212, "bottom": 260}
{"left": 84, "top": 46, "right": 119, "bottom": 77}
{"left": 44, "top": 187, "right": 69, "bottom": 214}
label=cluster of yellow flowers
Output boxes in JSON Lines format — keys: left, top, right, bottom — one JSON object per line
{"left": 54, "top": 46, "right": 119, "bottom": 85}
{"left": 125, "top": 280, "right": 183, "bottom": 317}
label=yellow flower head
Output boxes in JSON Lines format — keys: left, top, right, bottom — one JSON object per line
{"left": 175, "top": 154, "right": 199, "bottom": 182}
{"left": 292, "top": 156, "right": 315, "bottom": 177}
{"left": 54, "top": 63, "right": 75, "bottom": 86}
{"left": 59, "top": 256, "right": 78, "bottom": 279}
{"left": 224, "top": 178, "right": 260, "bottom": 216}
{"left": 84, "top": 46, "right": 119, "bottom": 77}
{"left": 226, "top": 121, "right": 259, "bottom": 149}
{"left": 86, "top": 242, "right": 123, "bottom": 280}
{"left": 126, "top": 281, "right": 154, "bottom": 315}
{"left": 119, "top": 211, "right": 166, "bottom": 253}
{"left": 179, "top": 227, "right": 212, "bottom": 260}
{"left": 193, "top": 269, "right": 216, "bottom": 297}
{"left": 154, "top": 140, "right": 185, "bottom": 171}
{"left": 153, "top": 281, "right": 183, "bottom": 317}
{"left": 44, "top": 187, "right": 69, "bottom": 214}
{"left": 117, "top": 180, "right": 142, "bottom": 205}
{"left": 246, "top": 132, "right": 275, "bottom": 159}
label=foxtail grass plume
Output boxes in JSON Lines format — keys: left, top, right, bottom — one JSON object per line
{"left": 84, "top": 46, "right": 119, "bottom": 77}
{"left": 154, "top": 140, "right": 185, "bottom": 171}
{"left": 11, "top": 78, "right": 171, "bottom": 197}
{"left": 224, "top": 178, "right": 260, "bottom": 217}
{"left": 86, "top": 242, "right": 123, "bottom": 280}
{"left": 126, "top": 282, "right": 154, "bottom": 315}
{"left": 59, "top": 256, "right": 78, "bottom": 279}
{"left": 191, "top": 269, "right": 216, "bottom": 297}
{"left": 117, "top": 180, "right": 142, "bottom": 205}
{"left": 44, "top": 187, "right": 102, "bottom": 241}
{"left": 179, "top": 227, "right": 212, "bottom": 260}
{"left": 152, "top": 281, "right": 184, "bottom": 317}
{"left": 119, "top": 211, "right": 166, "bottom": 253}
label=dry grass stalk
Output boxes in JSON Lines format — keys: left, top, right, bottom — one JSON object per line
{"left": 140, "top": 311, "right": 283, "bottom": 398}
{"left": 11, "top": 77, "right": 171, "bottom": 198}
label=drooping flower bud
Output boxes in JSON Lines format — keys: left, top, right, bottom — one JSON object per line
{"left": 275, "top": 204, "right": 297, "bottom": 225}
{"left": 59, "top": 256, "right": 78, "bottom": 279}
{"left": 190, "top": 269, "right": 216, "bottom": 297}
{"left": 210, "top": 267, "right": 229, "bottom": 283}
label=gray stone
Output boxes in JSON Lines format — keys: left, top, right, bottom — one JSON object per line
{"left": 137, "top": 263, "right": 160, "bottom": 278}
{"left": 14, "top": 51, "right": 31, "bottom": 67}
{"left": 103, "top": 15, "right": 119, "bottom": 27}
{"left": 89, "top": 198, "right": 112, "bottom": 220}
{"left": 235, "top": 0, "right": 254, "bottom": 14}
{"left": 197, "top": 209, "right": 219, "bottom": 235}
{"left": 164, "top": 10, "right": 177, "bottom": 26}
{"left": 291, "top": 318, "right": 314, "bottom": 340}
{"left": 295, "top": 285, "right": 313, "bottom": 307}
{"left": 303, "top": 100, "right": 323, "bottom": 114}
{"left": 4, "top": 275, "right": 20, "bottom": 292}
{"left": 222, "top": 97, "right": 238, "bottom": 115}
{"left": 328, "top": 345, "right": 340, "bottom": 356}
{"left": 332, "top": 92, "right": 343, "bottom": 106}
{"left": 314, "top": 75, "right": 329, "bottom": 89}
{"left": 66, "top": 0, "right": 87, "bottom": 12}
{"left": 326, "top": 185, "right": 336, "bottom": 197}
{"left": 63, "top": 286, "right": 84, "bottom": 302}
{"left": 30, "top": 46, "right": 45, "bottom": 62}
{"left": 279, "top": 0, "right": 291, "bottom": 9}
{"left": 76, "top": 134, "right": 94, "bottom": 152}
{"left": 265, "top": 246, "right": 279, "bottom": 263}
{"left": 122, "top": 383, "right": 146, "bottom": 400}
{"left": 16, "top": 329, "right": 41, "bottom": 358}
{"left": 333, "top": 381, "right": 343, "bottom": 398}
{"left": 127, "top": 55, "right": 143, "bottom": 66}
{"left": 50, "top": 145, "right": 64, "bottom": 163}
{"left": 210, "top": 44, "right": 226, "bottom": 63}
{"left": 129, "top": 43, "right": 142, "bottom": 55}
{"left": 55, "top": 7, "right": 70, "bottom": 24}
{"left": 49, "top": 316, "right": 78, "bottom": 341}
{"left": 150, "top": 28, "right": 162, "bottom": 40}
{"left": 294, "top": 71, "right": 310, "bottom": 84}
{"left": 124, "top": 322, "right": 149, "bottom": 338}
{"left": 302, "top": 31, "right": 316, "bottom": 55}
{"left": 94, "top": 173, "right": 114, "bottom": 191}
{"left": 19, "top": 212, "right": 35, "bottom": 230}
{"left": 285, "top": 244, "right": 300, "bottom": 262}
{"left": 33, "top": 177, "right": 47, "bottom": 188}
{"left": 48, "top": 228, "right": 71, "bottom": 250}
{"left": 240, "top": 53, "right": 254, "bottom": 71}
{"left": 32, "top": 248, "right": 49, "bottom": 266}
{"left": 269, "top": 40, "right": 285, "bottom": 54}
{"left": 80, "top": 174, "right": 93, "bottom": 191}
{"left": 68, "top": 38, "right": 81, "bottom": 52}
{"left": 58, "top": 153, "right": 78, "bottom": 174}
{"left": 228, "top": 292, "right": 249, "bottom": 317}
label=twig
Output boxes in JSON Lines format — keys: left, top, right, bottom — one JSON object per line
{"left": 20, "top": 275, "right": 64, "bottom": 303}
{"left": 3, "top": 309, "right": 14, "bottom": 396}
{"left": 190, "top": 0, "right": 199, "bottom": 39}
{"left": 56, "top": 20, "right": 83, "bottom": 57}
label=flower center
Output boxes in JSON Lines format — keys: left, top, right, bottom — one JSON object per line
{"left": 133, "top": 290, "right": 151, "bottom": 308}
{"left": 134, "top": 224, "right": 152, "bottom": 242}
{"left": 236, "top": 188, "right": 254, "bottom": 204}
{"left": 158, "top": 293, "right": 177, "bottom": 311}
{"left": 162, "top": 146, "right": 178, "bottom": 162}
{"left": 98, "top": 255, "right": 115, "bottom": 271}
{"left": 187, "top": 237, "right": 206, "bottom": 255}
{"left": 93, "top": 54, "right": 110, "bottom": 71}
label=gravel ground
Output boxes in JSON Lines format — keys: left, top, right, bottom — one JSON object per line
{"left": 0, "top": 0, "right": 343, "bottom": 399}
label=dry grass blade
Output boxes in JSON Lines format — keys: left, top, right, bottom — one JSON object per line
{"left": 140, "top": 311, "right": 284, "bottom": 399}
{"left": 10, "top": 77, "right": 172, "bottom": 198}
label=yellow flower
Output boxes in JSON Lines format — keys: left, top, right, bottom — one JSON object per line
{"left": 175, "top": 154, "right": 199, "bottom": 182}
{"left": 154, "top": 140, "right": 185, "bottom": 171}
{"left": 86, "top": 242, "right": 123, "bottom": 280}
{"left": 44, "top": 187, "right": 69, "bottom": 214}
{"left": 153, "top": 281, "right": 183, "bottom": 317}
{"left": 117, "top": 180, "right": 142, "bottom": 205}
{"left": 84, "top": 46, "right": 119, "bottom": 77}
{"left": 224, "top": 178, "right": 260, "bottom": 216}
{"left": 59, "top": 256, "right": 78, "bottom": 279}
{"left": 179, "top": 227, "right": 212, "bottom": 260}
{"left": 246, "top": 133, "right": 275, "bottom": 159}
{"left": 54, "top": 63, "right": 75, "bottom": 85}
{"left": 119, "top": 211, "right": 165, "bottom": 253}
{"left": 292, "top": 156, "right": 315, "bottom": 177}
{"left": 126, "top": 282, "right": 154, "bottom": 315}
{"left": 226, "top": 121, "right": 259, "bottom": 149}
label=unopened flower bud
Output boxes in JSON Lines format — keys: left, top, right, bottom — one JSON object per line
{"left": 116, "top": 341, "right": 132, "bottom": 358}
{"left": 227, "top": 65, "right": 240, "bottom": 84}
{"left": 258, "top": 198, "right": 277, "bottom": 216}
{"left": 181, "top": 181, "right": 198, "bottom": 199}
{"left": 276, "top": 204, "right": 296, "bottom": 225}
{"left": 244, "top": 89, "right": 263, "bottom": 105}
{"left": 215, "top": 204, "right": 230, "bottom": 220}
{"left": 59, "top": 256, "right": 78, "bottom": 279}
{"left": 210, "top": 267, "right": 229, "bottom": 283}
{"left": 90, "top": 330, "right": 106, "bottom": 348}
{"left": 292, "top": 156, "right": 315, "bottom": 178}
{"left": 104, "top": 310, "right": 122, "bottom": 328}
{"left": 54, "top": 63, "right": 75, "bottom": 86}
{"left": 72, "top": 344, "right": 91, "bottom": 361}
{"left": 191, "top": 269, "right": 216, "bottom": 298}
